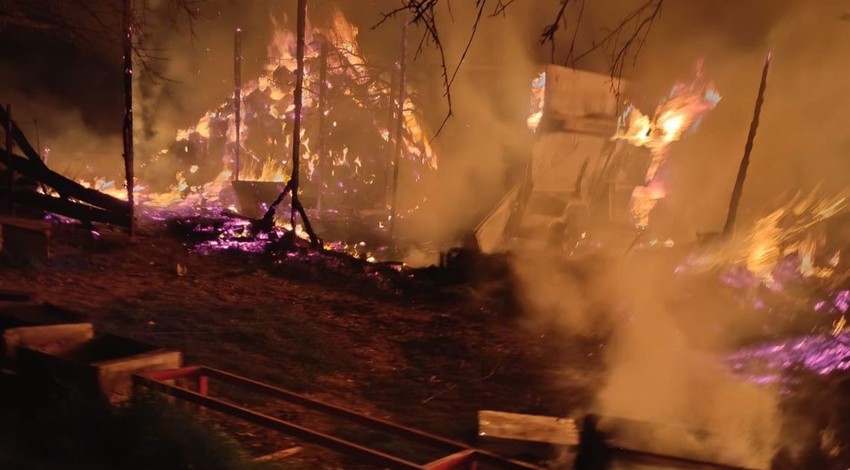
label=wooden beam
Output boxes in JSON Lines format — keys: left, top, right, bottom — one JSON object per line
{"left": 253, "top": 446, "right": 303, "bottom": 463}
{"left": 14, "top": 191, "right": 130, "bottom": 226}
{"left": 478, "top": 410, "right": 578, "bottom": 446}
{"left": 0, "top": 148, "right": 130, "bottom": 214}
{"left": 0, "top": 105, "right": 40, "bottom": 163}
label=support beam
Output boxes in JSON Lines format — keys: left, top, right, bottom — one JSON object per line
{"left": 122, "top": 0, "right": 136, "bottom": 238}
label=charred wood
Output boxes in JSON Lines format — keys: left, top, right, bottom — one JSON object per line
{"left": 0, "top": 148, "right": 130, "bottom": 215}
{"left": 14, "top": 191, "right": 130, "bottom": 227}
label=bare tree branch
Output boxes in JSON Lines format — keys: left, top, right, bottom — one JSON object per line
{"left": 377, "top": 0, "right": 665, "bottom": 135}
{"left": 0, "top": 0, "right": 206, "bottom": 81}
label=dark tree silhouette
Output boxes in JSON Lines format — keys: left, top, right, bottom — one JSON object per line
{"left": 0, "top": 0, "right": 204, "bottom": 74}
{"left": 378, "top": 0, "right": 665, "bottom": 135}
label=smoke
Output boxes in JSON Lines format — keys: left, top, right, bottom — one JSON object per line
{"left": 514, "top": 249, "right": 780, "bottom": 468}
{"left": 624, "top": 0, "right": 850, "bottom": 237}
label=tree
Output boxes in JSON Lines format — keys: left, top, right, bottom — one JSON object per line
{"left": 378, "top": 0, "right": 664, "bottom": 134}
{"left": 0, "top": 0, "right": 204, "bottom": 74}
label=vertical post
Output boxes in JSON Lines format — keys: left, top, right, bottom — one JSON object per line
{"left": 723, "top": 54, "right": 771, "bottom": 237}
{"left": 315, "top": 41, "right": 329, "bottom": 213}
{"left": 4, "top": 104, "right": 13, "bottom": 214}
{"left": 122, "top": 0, "right": 135, "bottom": 238}
{"left": 290, "top": 0, "right": 308, "bottom": 229}
{"left": 384, "top": 70, "right": 396, "bottom": 207}
{"left": 197, "top": 374, "right": 208, "bottom": 416}
{"left": 198, "top": 375, "right": 208, "bottom": 396}
{"left": 388, "top": 18, "right": 408, "bottom": 239}
{"left": 234, "top": 28, "right": 242, "bottom": 181}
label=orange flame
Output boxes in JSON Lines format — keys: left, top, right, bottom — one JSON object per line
{"left": 614, "top": 65, "right": 721, "bottom": 228}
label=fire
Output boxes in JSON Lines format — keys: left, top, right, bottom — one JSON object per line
{"left": 614, "top": 63, "right": 721, "bottom": 228}
{"left": 687, "top": 190, "right": 847, "bottom": 290}
{"left": 133, "top": 6, "right": 437, "bottom": 215}
{"left": 527, "top": 72, "right": 546, "bottom": 132}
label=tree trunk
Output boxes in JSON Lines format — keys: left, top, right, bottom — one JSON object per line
{"left": 723, "top": 54, "right": 771, "bottom": 237}
{"left": 290, "top": 0, "right": 307, "bottom": 229}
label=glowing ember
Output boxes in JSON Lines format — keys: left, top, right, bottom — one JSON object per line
{"left": 614, "top": 62, "right": 721, "bottom": 228}
{"left": 729, "top": 331, "right": 850, "bottom": 384}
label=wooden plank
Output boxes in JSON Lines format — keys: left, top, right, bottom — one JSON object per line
{"left": 14, "top": 191, "right": 129, "bottom": 227}
{"left": 253, "top": 446, "right": 303, "bottom": 462}
{"left": 97, "top": 349, "right": 183, "bottom": 402}
{"left": 3, "top": 323, "right": 94, "bottom": 362}
{"left": 0, "top": 148, "right": 130, "bottom": 215}
{"left": 0, "top": 105, "right": 41, "bottom": 163}
{"left": 478, "top": 410, "right": 579, "bottom": 446}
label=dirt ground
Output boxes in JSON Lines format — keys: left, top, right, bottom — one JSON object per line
{"left": 0, "top": 218, "right": 602, "bottom": 468}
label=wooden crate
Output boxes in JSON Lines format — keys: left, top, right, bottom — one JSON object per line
{"left": 2, "top": 323, "right": 94, "bottom": 369}
{"left": 17, "top": 333, "right": 182, "bottom": 403}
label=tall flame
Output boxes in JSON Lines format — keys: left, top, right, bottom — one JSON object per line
{"left": 614, "top": 63, "right": 721, "bottom": 228}
{"left": 135, "top": 7, "right": 437, "bottom": 213}
{"left": 527, "top": 72, "right": 546, "bottom": 132}
{"left": 686, "top": 190, "right": 847, "bottom": 289}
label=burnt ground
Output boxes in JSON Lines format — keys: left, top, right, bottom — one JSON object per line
{"left": 0, "top": 219, "right": 603, "bottom": 468}
{"left": 3, "top": 218, "right": 850, "bottom": 469}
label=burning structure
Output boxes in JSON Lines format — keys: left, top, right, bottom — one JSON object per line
{"left": 106, "top": 7, "right": 436, "bottom": 232}
{"left": 4, "top": 1, "right": 850, "bottom": 469}
{"left": 476, "top": 62, "right": 720, "bottom": 254}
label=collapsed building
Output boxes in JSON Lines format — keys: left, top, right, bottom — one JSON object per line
{"left": 475, "top": 65, "right": 643, "bottom": 254}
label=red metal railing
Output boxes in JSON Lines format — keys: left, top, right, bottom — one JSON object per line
{"left": 133, "top": 365, "right": 543, "bottom": 470}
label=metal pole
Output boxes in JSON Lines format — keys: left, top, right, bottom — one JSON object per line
{"left": 122, "top": 0, "right": 135, "bottom": 238}
{"left": 723, "top": 53, "right": 771, "bottom": 237}
{"left": 389, "top": 19, "right": 408, "bottom": 239}
{"left": 234, "top": 28, "right": 242, "bottom": 181}
{"left": 315, "top": 41, "right": 329, "bottom": 213}
{"left": 4, "top": 104, "right": 13, "bottom": 214}
{"left": 289, "top": 0, "right": 307, "bottom": 229}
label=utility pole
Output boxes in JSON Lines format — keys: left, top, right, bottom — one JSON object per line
{"left": 122, "top": 0, "right": 135, "bottom": 238}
